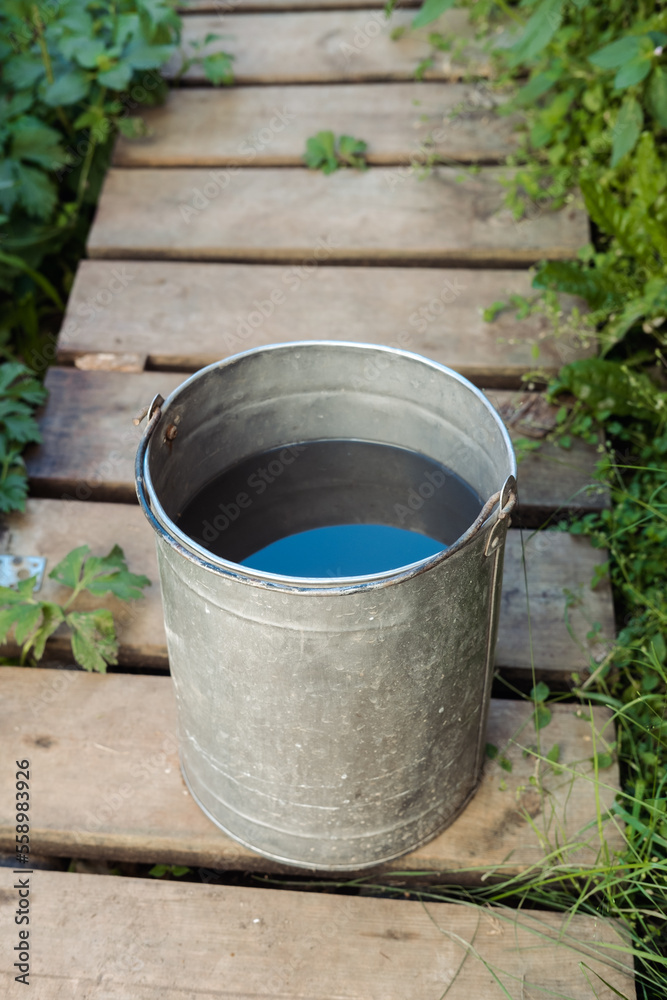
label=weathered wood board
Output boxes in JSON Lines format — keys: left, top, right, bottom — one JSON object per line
{"left": 25, "top": 369, "right": 607, "bottom": 519}
{"left": 166, "top": 10, "right": 491, "bottom": 84}
{"left": 113, "top": 83, "right": 518, "bottom": 167}
{"left": 0, "top": 668, "right": 622, "bottom": 878}
{"left": 58, "top": 261, "right": 588, "bottom": 386}
{"left": 0, "top": 501, "right": 615, "bottom": 678}
{"left": 86, "top": 167, "right": 588, "bottom": 266}
{"left": 0, "top": 869, "right": 635, "bottom": 999}
{"left": 183, "top": 0, "right": 421, "bottom": 8}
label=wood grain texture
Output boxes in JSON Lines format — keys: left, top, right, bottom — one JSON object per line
{"left": 166, "top": 10, "right": 490, "bottom": 84}
{"left": 86, "top": 167, "right": 589, "bottom": 266}
{"left": 113, "top": 83, "right": 518, "bottom": 167}
{"left": 0, "top": 668, "right": 623, "bottom": 879}
{"left": 0, "top": 501, "right": 615, "bottom": 677}
{"left": 26, "top": 369, "right": 607, "bottom": 519}
{"left": 183, "top": 0, "right": 421, "bottom": 8}
{"left": 0, "top": 869, "right": 635, "bottom": 999}
{"left": 58, "top": 261, "right": 589, "bottom": 387}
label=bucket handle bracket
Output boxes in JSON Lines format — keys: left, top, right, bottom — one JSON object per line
{"left": 484, "top": 474, "right": 517, "bottom": 557}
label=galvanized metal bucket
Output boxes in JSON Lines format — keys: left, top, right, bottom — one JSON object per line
{"left": 136, "top": 342, "right": 517, "bottom": 870}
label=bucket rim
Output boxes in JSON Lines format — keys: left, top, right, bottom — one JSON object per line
{"left": 137, "top": 341, "right": 517, "bottom": 593}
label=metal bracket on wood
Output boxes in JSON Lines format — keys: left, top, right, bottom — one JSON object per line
{"left": 0, "top": 555, "right": 47, "bottom": 592}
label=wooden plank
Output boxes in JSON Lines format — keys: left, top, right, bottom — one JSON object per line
{"left": 166, "top": 10, "right": 489, "bottom": 85}
{"left": 0, "top": 870, "right": 635, "bottom": 999}
{"left": 0, "top": 668, "right": 623, "bottom": 879}
{"left": 0, "top": 500, "right": 615, "bottom": 678}
{"left": 183, "top": 0, "right": 421, "bottom": 9}
{"left": 26, "top": 369, "right": 606, "bottom": 519}
{"left": 86, "top": 167, "right": 588, "bottom": 266}
{"left": 57, "top": 261, "right": 589, "bottom": 387}
{"left": 113, "top": 83, "right": 518, "bottom": 167}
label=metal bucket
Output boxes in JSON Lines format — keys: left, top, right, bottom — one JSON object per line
{"left": 136, "top": 342, "right": 517, "bottom": 870}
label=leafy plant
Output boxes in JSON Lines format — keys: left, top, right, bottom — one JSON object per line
{"left": 173, "top": 31, "right": 234, "bottom": 87}
{"left": 403, "top": 0, "right": 667, "bottom": 992}
{"left": 0, "top": 0, "right": 227, "bottom": 368}
{"left": 0, "top": 543, "right": 150, "bottom": 671}
{"left": 0, "top": 361, "right": 47, "bottom": 513}
{"left": 149, "top": 864, "right": 191, "bottom": 878}
{"left": 303, "top": 131, "right": 368, "bottom": 174}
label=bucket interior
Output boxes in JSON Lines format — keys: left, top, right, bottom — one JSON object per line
{"left": 145, "top": 343, "right": 515, "bottom": 564}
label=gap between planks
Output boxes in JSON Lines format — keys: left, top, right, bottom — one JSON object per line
{"left": 0, "top": 500, "right": 614, "bottom": 678}
{"left": 166, "top": 10, "right": 492, "bottom": 85}
{"left": 58, "top": 261, "right": 590, "bottom": 386}
{"left": 112, "top": 83, "right": 519, "bottom": 167}
{"left": 0, "top": 869, "right": 636, "bottom": 999}
{"left": 0, "top": 668, "right": 623, "bottom": 881}
{"left": 86, "top": 167, "right": 588, "bottom": 266}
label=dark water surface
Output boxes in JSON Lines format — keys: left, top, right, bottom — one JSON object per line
{"left": 177, "top": 439, "right": 483, "bottom": 578}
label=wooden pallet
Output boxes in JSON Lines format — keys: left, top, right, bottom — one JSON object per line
{"left": 0, "top": 870, "right": 635, "bottom": 999}
{"left": 0, "top": 4, "right": 631, "bottom": 994}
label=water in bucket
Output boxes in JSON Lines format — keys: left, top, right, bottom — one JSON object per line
{"left": 177, "top": 439, "right": 483, "bottom": 577}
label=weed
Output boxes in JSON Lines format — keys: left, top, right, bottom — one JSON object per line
{"left": 0, "top": 543, "right": 150, "bottom": 671}
{"left": 303, "top": 131, "right": 368, "bottom": 173}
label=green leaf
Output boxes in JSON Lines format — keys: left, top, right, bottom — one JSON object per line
{"left": 499, "top": 756, "right": 513, "bottom": 773}
{"left": 412, "top": 0, "right": 456, "bottom": 30}
{"left": 304, "top": 131, "right": 338, "bottom": 174}
{"left": 485, "top": 742, "right": 498, "bottom": 760}
{"left": 611, "top": 96, "right": 643, "bottom": 168}
{"left": 29, "top": 603, "right": 66, "bottom": 660}
{"left": 10, "top": 117, "right": 67, "bottom": 169}
{"left": 202, "top": 52, "right": 234, "bottom": 86}
{"left": 78, "top": 544, "right": 151, "bottom": 601}
{"left": 0, "top": 470, "right": 29, "bottom": 514}
{"left": 0, "top": 576, "right": 37, "bottom": 608}
{"left": 0, "top": 250, "right": 64, "bottom": 309}
{"left": 531, "top": 681, "right": 550, "bottom": 703}
{"left": 589, "top": 36, "right": 644, "bottom": 70}
{"left": 4, "top": 56, "right": 45, "bottom": 90}
{"left": 117, "top": 116, "right": 149, "bottom": 138}
{"left": 43, "top": 70, "right": 90, "bottom": 108}
{"left": 614, "top": 58, "right": 652, "bottom": 90}
{"left": 532, "top": 260, "right": 614, "bottom": 311}
{"left": 337, "top": 134, "right": 368, "bottom": 169}
{"left": 49, "top": 545, "right": 91, "bottom": 591}
{"left": 533, "top": 703, "right": 552, "bottom": 731}
{"left": 507, "top": 0, "right": 564, "bottom": 66}
{"left": 97, "top": 62, "right": 134, "bottom": 91}
{"left": 16, "top": 165, "right": 57, "bottom": 220}
{"left": 511, "top": 68, "right": 562, "bottom": 108}
{"left": 125, "top": 41, "right": 175, "bottom": 70}
{"left": 13, "top": 603, "right": 44, "bottom": 646}
{"left": 67, "top": 609, "right": 118, "bottom": 672}
{"left": 646, "top": 67, "right": 667, "bottom": 129}
{"left": 149, "top": 864, "right": 169, "bottom": 877}
{"left": 72, "top": 38, "right": 108, "bottom": 69}
{"left": 593, "top": 750, "right": 614, "bottom": 770}
{"left": 0, "top": 160, "right": 18, "bottom": 214}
